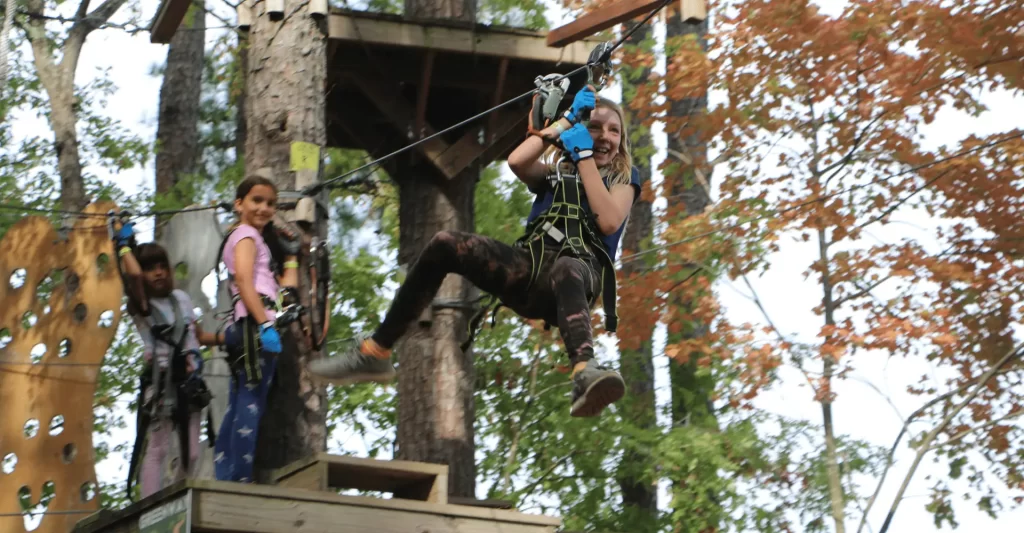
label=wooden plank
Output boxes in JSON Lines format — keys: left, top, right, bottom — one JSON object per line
{"left": 322, "top": 453, "right": 449, "bottom": 504}
{"left": 329, "top": 12, "right": 593, "bottom": 65}
{"left": 194, "top": 487, "right": 557, "bottom": 533}
{"left": 275, "top": 462, "right": 327, "bottom": 492}
{"left": 546, "top": 0, "right": 664, "bottom": 47}
{"left": 449, "top": 497, "right": 516, "bottom": 509}
{"left": 435, "top": 107, "right": 526, "bottom": 175}
{"left": 149, "top": 0, "right": 192, "bottom": 43}
{"left": 416, "top": 51, "right": 437, "bottom": 140}
{"left": 74, "top": 479, "right": 561, "bottom": 531}
{"left": 680, "top": 0, "right": 708, "bottom": 22}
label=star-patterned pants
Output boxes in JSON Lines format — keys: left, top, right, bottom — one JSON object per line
{"left": 214, "top": 355, "right": 277, "bottom": 483}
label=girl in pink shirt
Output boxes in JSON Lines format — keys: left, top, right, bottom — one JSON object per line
{"left": 214, "top": 175, "right": 299, "bottom": 483}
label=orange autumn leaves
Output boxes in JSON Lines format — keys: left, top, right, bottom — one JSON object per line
{"left": 610, "top": 0, "right": 1024, "bottom": 428}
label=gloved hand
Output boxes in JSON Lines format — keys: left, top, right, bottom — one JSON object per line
{"left": 265, "top": 221, "right": 302, "bottom": 256}
{"left": 563, "top": 85, "right": 595, "bottom": 124}
{"left": 114, "top": 221, "right": 136, "bottom": 248}
{"left": 559, "top": 123, "right": 595, "bottom": 163}
{"left": 259, "top": 321, "right": 282, "bottom": 353}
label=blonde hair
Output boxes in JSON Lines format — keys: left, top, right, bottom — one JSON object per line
{"left": 543, "top": 96, "right": 634, "bottom": 187}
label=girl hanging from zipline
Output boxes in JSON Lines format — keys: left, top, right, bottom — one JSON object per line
{"left": 214, "top": 173, "right": 301, "bottom": 482}
{"left": 111, "top": 226, "right": 221, "bottom": 499}
{"left": 309, "top": 86, "right": 641, "bottom": 417}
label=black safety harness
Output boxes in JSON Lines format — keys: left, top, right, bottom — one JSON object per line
{"left": 126, "top": 294, "right": 216, "bottom": 501}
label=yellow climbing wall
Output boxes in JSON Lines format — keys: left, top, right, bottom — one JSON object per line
{"left": 0, "top": 202, "right": 124, "bottom": 533}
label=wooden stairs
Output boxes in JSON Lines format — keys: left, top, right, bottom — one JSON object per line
{"left": 73, "top": 453, "right": 559, "bottom": 533}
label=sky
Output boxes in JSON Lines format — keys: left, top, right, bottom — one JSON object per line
{"left": 6, "top": 0, "right": 1024, "bottom": 532}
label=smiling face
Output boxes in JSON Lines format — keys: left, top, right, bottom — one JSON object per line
{"left": 234, "top": 184, "right": 278, "bottom": 231}
{"left": 586, "top": 105, "right": 623, "bottom": 168}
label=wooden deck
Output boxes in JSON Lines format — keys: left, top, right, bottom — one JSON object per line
{"left": 74, "top": 453, "right": 560, "bottom": 533}
{"left": 73, "top": 479, "right": 559, "bottom": 533}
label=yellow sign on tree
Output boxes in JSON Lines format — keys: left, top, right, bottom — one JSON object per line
{"left": 290, "top": 141, "right": 321, "bottom": 172}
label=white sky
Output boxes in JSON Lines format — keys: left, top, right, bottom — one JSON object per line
{"left": 6, "top": 0, "right": 1024, "bottom": 532}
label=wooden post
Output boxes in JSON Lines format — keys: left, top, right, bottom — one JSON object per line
{"left": 546, "top": 0, "right": 707, "bottom": 48}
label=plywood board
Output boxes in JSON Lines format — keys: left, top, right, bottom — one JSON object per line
{"left": 273, "top": 452, "right": 449, "bottom": 504}
{"left": 0, "top": 202, "right": 124, "bottom": 533}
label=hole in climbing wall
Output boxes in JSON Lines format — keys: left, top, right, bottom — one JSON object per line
{"left": 0, "top": 328, "right": 11, "bottom": 350}
{"left": 49, "top": 415, "right": 64, "bottom": 436}
{"left": 62, "top": 443, "right": 77, "bottom": 464}
{"left": 96, "top": 253, "right": 110, "bottom": 274}
{"left": 21, "top": 311, "right": 38, "bottom": 330}
{"left": 175, "top": 262, "right": 189, "bottom": 280}
{"left": 97, "top": 310, "right": 114, "bottom": 328}
{"left": 21, "top": 481, "right": 55, "bottom": 531}
{"left": 65, "top": 271, "right": 80, "bottom": 294}
{"left": 2, "top": 453, "right": 16, "bottom": 474}
{"left": 73, "top": 303, "right": 87, "bottom": 324}
{"left": 35, "top": 270, "right": 61, "bottom": 311}
{"left": 58, "top": 338, "right": 71, "bottom": 358}
{"left": 9, "top": 268, "right": 27, "bottom": 289}
{"left": 80, "top": 481, "right": 97, "bottom": 502}
{"left": 24, "top": 419, "right": 39, "bottom": 438}
{"left": 30, "top": 344, "right": 46, "bottom": 365}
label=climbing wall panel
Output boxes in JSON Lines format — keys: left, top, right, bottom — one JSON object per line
{"left": 0, "top": 202, "right": 124, "bottom": 533}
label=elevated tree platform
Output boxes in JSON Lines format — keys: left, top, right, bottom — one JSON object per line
{"left": 324, "top": 8, "right": 599, "bottom": 180}
{"left": 73, "top": 454, "right": 559, "bottom": 533}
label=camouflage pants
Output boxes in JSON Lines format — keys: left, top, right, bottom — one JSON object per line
{"left": 372, "top": 230, "right": 601, "bottom": 366}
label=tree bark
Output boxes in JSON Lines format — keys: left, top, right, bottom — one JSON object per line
{"left": 393, "top": 160, "right": 478, "bottom": 498}
{"left": 244, "top": 0, "right": 329, "bottom": 480}
{"left": 664, "top": 10, "right": 721, "bottom": 529}
{"left": 22, "top": 0, "right": 129, "bottom": 210}
{"left": 392, "top": 0, "right": 479, "bottom": 499}
{"left": 154, "top": 4, "right": 205, "bottom": 237}
{"left": 616, "top": 20, "right": 658, "bottom": 525}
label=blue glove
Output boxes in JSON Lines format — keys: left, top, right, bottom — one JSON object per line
{"left": 559, "top": 123, "right": 594, "bottom": 163}
{"left": 563, "top": 86, "right": 595, "bottom": 124}
{"left": 259, "top": 322, "right": 282, "bottom": 353}
{"left": 114, "top": 221, "right": 136, "bottom": 247}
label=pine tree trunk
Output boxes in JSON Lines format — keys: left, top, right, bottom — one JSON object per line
{"left": 664, "top": 10, "right": 720, "bottom": 530}
{"left": 665, "top": 0, "right": 715, "bottom": 431}
{"left": 392, "top": 0, "right": 479, "bottom": 499}
{"left": 393, "top": 161, "right": 478, "bottom": 498}
{"left": 154, "top": 4, "right": 205, "bottom": 237}
{"left": 616, "top": 20, "right": 658, "bottom": 526}
{"left": 244, "top": 0, "right": 329, "bottom": 481}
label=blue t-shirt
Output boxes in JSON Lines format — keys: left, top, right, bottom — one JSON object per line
{"left": 525, "top": 166, "right": 642, "bottom": 261}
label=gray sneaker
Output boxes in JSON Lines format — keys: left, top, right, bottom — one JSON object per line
{"left": 569, "top": 363, "right": 626, "bottom": 417}
{"left": 308, "top": 339, "right": 396, "bottom": 386}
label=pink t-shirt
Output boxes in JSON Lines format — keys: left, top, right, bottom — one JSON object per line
{"left": 223, "top": 224, "right": 279, "bottom": 321}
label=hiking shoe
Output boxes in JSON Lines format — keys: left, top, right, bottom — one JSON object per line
{"left": 308, "top": 338, "right": 396, "bottom": 386}
{"left": 569, "top": 363, "right": 626, "bottom": 417}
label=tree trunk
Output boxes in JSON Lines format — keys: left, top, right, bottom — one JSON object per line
{"left": 235, "top": 34, "right": 249, "bottom": 161}
{"left": 23, "top": 0, "right": 129, "bottom": 211}
{"left": 664, "top": 10, "right": 720, "bottom": 529}
{"left": 154, "top": 4, "right": 205, "bottom": 237}
{"left": 393, "top": 0, "right": 479, "bottom": 499}
{"left": 616, "top": 20, "right": 658, "bottom": 526}
{"left": 244, "top": 0, "right": 329, "bottom": 480}
{"left": 394, "top": 161, "right": 478, "bottom": 498}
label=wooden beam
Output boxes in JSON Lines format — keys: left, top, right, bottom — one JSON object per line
{"left": 329, "top": 11, "right": 593, "bottom": 64}
{"left": 546, "top": 0, "right": 707, "bottom": 48}
{"left": 488, "top": 57, "right": 510, "bottom": 143}
{"left": 416, "top": 51, "right": 436, "bottom": 140}
{"left": 148, "top": 0, "right": 192, "bottom": 44}
{"left": 344, "top": 74, "right": 458, "bottom": 179}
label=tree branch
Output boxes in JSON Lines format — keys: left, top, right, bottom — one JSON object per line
{"left": 874, "top": 343, "right": 1024, "bottom": 533}
{"left": 929, "top": 409, "right": 1024, "bottom": 451}
{"left": 64, "top": 0, "right": 129, "bottom": 76}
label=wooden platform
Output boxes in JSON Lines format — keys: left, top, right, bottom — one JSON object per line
{"left": 72, "top": 478, "right": 560, "bottom": 533}
{"left": 74, "top": 454, "right": 558, "bottom": 533}
{"left": 271, "top": 452, "right": 449, "bottom": 504}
